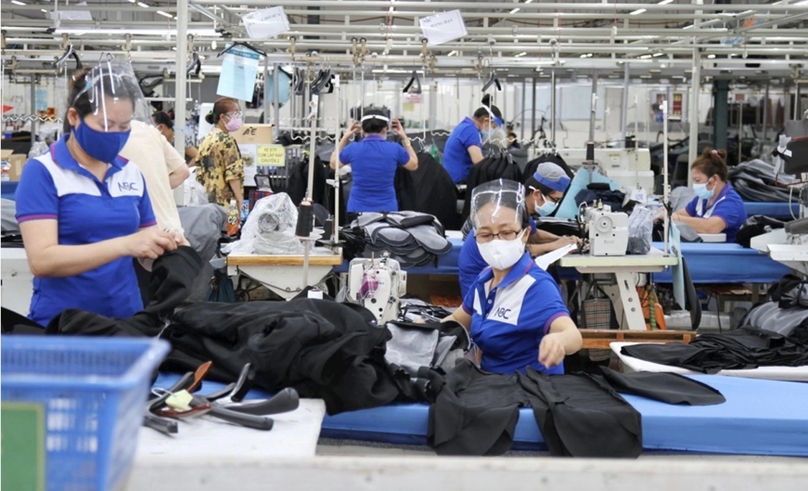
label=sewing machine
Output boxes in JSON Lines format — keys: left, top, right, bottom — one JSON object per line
{"left": 582, "top": 206, "right": 630, "bottom": 257}
{"left": 558, "top": 147, "right": 654, "bottom": 194}
{"left": 348, "top": 255, "right": 408, "bottom": 324}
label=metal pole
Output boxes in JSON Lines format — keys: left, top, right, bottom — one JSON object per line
{"left": 688, "top": 51, "right": 701, "bottom": 186}
{"left": 263, "top": 58, "right": 270, "bottom": 124}
{"left": 662, "top": 99, "right": 670, "bottom": 256}
{"left": 795, "top": 83, "right": 802, "bottom": 121}
{"left": 30, "top": 77, "right": 36, "bottom": 146}
{"left": 274, "top": 64, "right": 281, "bottom": 131}
{"left": 551, "top": 70, "right": 557, "bottom": 144}
{"left": 738, "top": 92, "right": 744, "bottom": 165}
{"left": 531, "top": 77, "right": 537, "bottom": 143}
{"left": 588, "top": 73, "right": 598, "bottom": 143}
{"left": 333, "top": 78, "right": 341, "bottom": 243}
{"left": 621, "top": 63, "right": 630, "bottom": 147}
{"left": 173, "top": 0, "right": 189, "bottom": 207}
{"left": 520, "top": 79, "right": 526, "bottom": 144}
{"left": 762, "top": 81, "right": 769, "bottom": 141}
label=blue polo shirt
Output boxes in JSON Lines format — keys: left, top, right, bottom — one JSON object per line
{"left": 462, "top": 252, "right": 570, "bottom": 376}
{"left": 444, "top": 117, "right": 482, "bottom": 183}
{"left": 458, "top": 218, "right": 538, "bottom": 299}
{"left": 684, "top": 183, "right": 747, "bottom": 242}
{"left": 340, "top": 135, "right": 410, "bottom": 213}
{"left": 15, "top": 136, "right": 157, "bottom": 326}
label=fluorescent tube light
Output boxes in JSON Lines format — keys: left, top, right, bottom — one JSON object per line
{"left": 630, "top": 9, "right": 646, "bottom": 15}
{"left": 515, "top": 52, "right": 527, "bottom": 58}
{"left": 10, "top": 0, "right": 26, "bottom": 5}
{"left": 156, "top": 10, "right": 172, "bottom": 18}
{"left": 509, "top": 8, "right": 520, "bottom": 14}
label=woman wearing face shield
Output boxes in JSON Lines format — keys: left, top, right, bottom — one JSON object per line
{"left": 445, "top": 180, "right": 583, "bottom": 375}
{"left": 457, "top": 162, "right": 581, "bottom": 299}
{"left": 662, "top": 148, "right": 747, "bottom": 242}
{"left": 197, "top": 97, "right": 245, "bottom": 210}
{"left": 14, "top": 63, "right": 179, "bottom": 326}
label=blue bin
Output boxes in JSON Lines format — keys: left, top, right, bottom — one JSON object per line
{"left": 2, "top": 336, "right": 170, "bottom": 491}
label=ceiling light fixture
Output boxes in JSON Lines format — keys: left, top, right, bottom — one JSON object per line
{"left": 137, "top": 2, "right": 149, "bottom": 8}
{"left": 525, "top": 0, "right": 533, "bottom": 3}
{"left": 630, "top": 9, "right": 646, "bottom": 15}
{"left": 707, "top": 54, "right": 716, "bottom": 59}
{"left": 156, "top": 10, "right": 172, "bottom": 18}
{"left": 658, "top": 0, "right": 674, "bottom": 5}
{"left": 447, "top": 50, "right": 457, "bottom": 56}
{"left": 10, "top": 0, "right": 26, "bottom": 5}
{"left": 640, "top": 54, "right": 653, "bottom": 59}
{"left": 515, "top": 52, "right": 527, "bottom": 58}
{"left": 53, "top": 27, "right": 221, "bottom": 36}
{"left": 509, "top": 8, "right": 520, "bottom": 14}
{"left": 652, "top": 52, "right": 664, "bottom": 57}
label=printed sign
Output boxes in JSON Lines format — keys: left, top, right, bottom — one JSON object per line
{"left": 243, "top": 7, "right": 291, "bottom": 39}
{"left": 217, "top": 45, "right": 260, "bottom": 101}
{"left": 257, "top": 144, "right": 286, "bottom": 167}
{"left": 419, "top": 10, "right": 467, "bottom": 46}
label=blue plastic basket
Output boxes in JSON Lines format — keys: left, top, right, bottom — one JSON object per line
{"left": 2, "top": 335, "right": 170, "bottom": 491}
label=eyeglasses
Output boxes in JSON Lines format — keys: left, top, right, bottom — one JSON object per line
{"left": 226, "top": 111, "right": 243, "bottom": 119}
{"left": 475, "top": 229, "right": 521, "bottom": 244}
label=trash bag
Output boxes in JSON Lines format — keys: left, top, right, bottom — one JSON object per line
{"left": 627, "top": 205, "right": 657, "bottom": 255}
{"left": 206, "top": 268, "right": 236, "bottom": 303}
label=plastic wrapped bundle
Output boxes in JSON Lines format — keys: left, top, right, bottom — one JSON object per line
{"left": 223, "top": 193, "right": 304, "bottom": 255}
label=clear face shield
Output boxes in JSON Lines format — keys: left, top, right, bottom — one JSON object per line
{"left": 471, "top": 179, "right": 527, "bottom": 233}
{"left": 73, "top": 61, "right": 150, "bottom": 133}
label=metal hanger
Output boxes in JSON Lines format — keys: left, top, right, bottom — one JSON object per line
{"left": 217, "top": 41, "right": 267, "bottom": 58}
{"left": 402, "top": 70, "right": 422, "bottom": 94}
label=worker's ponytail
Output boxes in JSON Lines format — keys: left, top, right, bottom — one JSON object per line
{"left": 691, "top": 147, "right": 728, "bottom": 181}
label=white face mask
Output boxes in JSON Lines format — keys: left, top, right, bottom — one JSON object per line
{"left": 478, "top": 230, "right": 526, "bottom": 271}
{"left": 535, "top": 194, "right": 558, "bottom": 217}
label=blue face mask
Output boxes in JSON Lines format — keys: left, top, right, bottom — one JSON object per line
{"left": 535, "top": 195, "right": 558, "bottom": 217}
{"left": 73, "top": 119, "right": 131, "bottom": 164}
{"left": 693, "top": 181, "right": 715, "bottom": 200}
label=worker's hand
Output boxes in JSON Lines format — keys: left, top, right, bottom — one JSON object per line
{"left": 538, "top": 333, "right": 566, "bottom": 369}
{"left": 552, "top": 236, "right": 581, "bottom": 250}
{"left": 347, "top": 121, "right": 361, "bottom": 136}
{"left": 392, "top": 118, "right": 407, "bottom": 137}
{"left": 126, "top": 228, "right": 178, "bottom": 260}
{"left": 169, "top": 230, "right": 191, "bottom": 248}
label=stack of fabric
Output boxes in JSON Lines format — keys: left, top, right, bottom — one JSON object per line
{"left": 343, "top": 211, "right": 452, "bottom": 268}
{"left": 728, "top": 159, "right": 798, "bottom": 202}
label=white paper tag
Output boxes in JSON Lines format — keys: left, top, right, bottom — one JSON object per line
{"left": 243, "top": 7, "right": 291, "bottom": 39}
{"left": 419, "top": 10, "right": 467, "bottom": 46}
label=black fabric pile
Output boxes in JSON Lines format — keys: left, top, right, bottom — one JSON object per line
{"left": 344, "top": 211, "right": 452, "bottom": 268}
{"left": 462, "top": 152, "right": 523, "bottom": 219}
{"left": 395, "top": 151, "right": 460, "bottom": 231}
{"left": 735, "top": 215, "right": 786, "bottom": 248}
{"left": 621, "top": 327, "right": 808, "bottom": 373}
{"left": 427, "top": 360, "right": 724, "bottom": 457}
{"left": 728, "top": 159, "right": 794, "bottom": 202}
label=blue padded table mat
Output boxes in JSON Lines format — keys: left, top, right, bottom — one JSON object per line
{"left": 744, "top": 202, "right": 800, "bottom": 220}
{"left": 650, "top": 242, "right": 790, "bottom": 284}
{"left": 153, "top": 373, "right": 808, "bottom": 455}
{"left": 321, "top": 375, "right": 808, "bottom": 456}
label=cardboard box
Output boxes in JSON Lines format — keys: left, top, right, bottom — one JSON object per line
{"left": 231, "top": 124, "right": 274, "bottom": 187}
{"left": 8, "top": 154, "right": 27, "bottom": 181}
{"left": 1, "top": 149, "right": 14, "bottom": 161}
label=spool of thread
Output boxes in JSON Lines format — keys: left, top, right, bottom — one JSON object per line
{"left": 585, "top": 142, "right": 595, "bottom": 162}
{"left": 295, "top": 201, "right": 314, "bottom": 238}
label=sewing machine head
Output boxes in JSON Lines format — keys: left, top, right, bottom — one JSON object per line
{"left": 347, "top": 255, "right": 408, "bottom": 324}
{"left": 580, "top": 203, "right": 629, "bottom": 257}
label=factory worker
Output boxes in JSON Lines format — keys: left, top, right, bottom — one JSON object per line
{"left": 152, "top": 110, "right": 198, "bottom": 166}
{"left": 329, "top": 107, "right": 418, "bottom": 213}
{"left": 197, "top": 97, "right": 244, "bottom": 210}
{"left": 444, "top": 180, "right": 583, "bottom": 375}
{"left": 443, "top": 105, "right": 504, "bottom": 184}
{"left": 15, "top": 62, "right": 178, "bottom": 326}
{"left": 666, "top": 148, "right": 747, "bottom": 242}
{"left": 458, "top": 162, "right": 580, "bottom": 298}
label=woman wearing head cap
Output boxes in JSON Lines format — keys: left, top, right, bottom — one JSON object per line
{"left": 458, "top": 162, "right": 581, "bottom": 298}
{"left": 662, "top": 148, "right": 747, "bottom": 242}
{"left": 329, "top": 108, "right": 418, "bottom": 213}
{"left": 445, "top": 179, "right": 582, "bottom": 375}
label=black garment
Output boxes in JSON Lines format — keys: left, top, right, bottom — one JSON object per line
{"left": 287, "top": 155, "right": 328, "bottom": 207}
{"left": 519, "top": 367, "right": 642, "bottom": 458}
{"left": 1, "top": 307, "right": 45, "bottom": 334}
{"left": 395, "top": 152, "right": 460, "bottom": 230}
{"left": 48, "top": 246, "right": 204, "bottom": 338}
{"left": 621, "top": 327, "right": 808, "bottom": 373}
{"left": 735, "top": 215, "right": 786, "bottom": 248}
{"left": 428, "top": 360, "right": 527, "bottom": 456}
{"left": 462, "top": 153, "right": 523, "bottom": 219}
{"left": 600, "top": 367, "right": 726, "bottom": 406}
